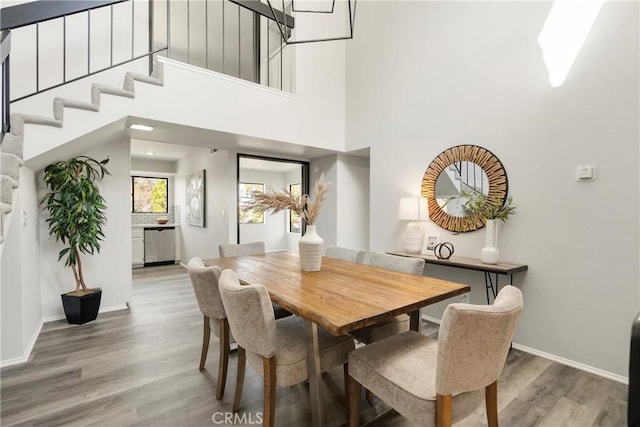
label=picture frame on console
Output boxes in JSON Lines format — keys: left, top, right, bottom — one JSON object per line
{"left": 422, "top": 233, "right": 441, "bottom": 254}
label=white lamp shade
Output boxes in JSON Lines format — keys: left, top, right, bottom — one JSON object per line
{"left": 398, "top": 197, "right": 428, "bottom": 221}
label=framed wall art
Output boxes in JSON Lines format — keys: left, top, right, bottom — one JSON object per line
{"left": 186, "top": 169, "right": 206, "bottom": 227}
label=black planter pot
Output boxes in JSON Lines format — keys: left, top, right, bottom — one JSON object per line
{"left": 61, "top": 290, "right": 102, "bottom": 324}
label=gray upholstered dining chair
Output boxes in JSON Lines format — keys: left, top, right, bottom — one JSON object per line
{"left": 325, "top": 245, "right": 366, "bottom": 264}
{"left": 187, "top": 257, "right": 233, "bottom": 400}
{"left": 217, "top": 241, "right": 291, "bottom": 319}
{"left": 218, "top": 241, "right": 265, "bottom": 258}
{"left": 364, "top": 251, "right": 425, "bottom": 275}
{"left": 348, "top": 285, "right": 523, "bottom": 427}
{"left": 219, "top": 269, "right": 355, "bottom": 427}
{"left": 350, "top": 252, "right": 426, "bottom": 344}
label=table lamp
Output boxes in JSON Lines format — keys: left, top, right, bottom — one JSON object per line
{"left": 398, "top": 197, "right": 428, "bottom": 253}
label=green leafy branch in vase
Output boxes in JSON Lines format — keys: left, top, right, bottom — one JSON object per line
{"left": 462, "top": 191, "right": 517, "bottom": 224}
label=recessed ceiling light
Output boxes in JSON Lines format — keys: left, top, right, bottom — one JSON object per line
{"left": 146, "top": 151, "right": 155, "bottom": 156}
{"left": 130, "top": 124, "right": 154, "bottom": 132}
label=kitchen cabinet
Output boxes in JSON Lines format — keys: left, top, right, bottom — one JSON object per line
{"left": 132, "top": 228, "right": 144, "bottom": 267}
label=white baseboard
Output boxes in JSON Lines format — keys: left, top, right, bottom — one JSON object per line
{"left": 3, "top": 305, "right": 130, "bottom": 367}
{"left": 420, "top": 314, "right": 628, "bottom": 385}
{"left": 100, "top": 304, "right": 129, "bottom": 314}
{"left": 511, "top": 343, "right": 628, "bottom": 385}
{"left": 42, "top": 304, "right": 129, "bottom": 323}
{"left": 1, "top": 319, "right": 43, "bottom": 368}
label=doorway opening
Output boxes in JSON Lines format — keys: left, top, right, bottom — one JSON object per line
{"left": 236, "top": 154, "right": 309, "bottom": 251}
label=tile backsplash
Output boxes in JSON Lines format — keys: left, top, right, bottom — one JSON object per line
{"left": 132, "top": 205, "right": 178, "bottom": 225}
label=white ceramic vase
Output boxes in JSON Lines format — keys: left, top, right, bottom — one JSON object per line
{"left": 480, "top": 219, "right": 500, "bottom": 264}
{"left": 299, "top": 225, "right": 324, "bottom": 271}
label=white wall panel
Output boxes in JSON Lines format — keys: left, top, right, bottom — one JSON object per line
{"left": 112, "top": 2, "right": 133, "bottom": 64}
{"left": 9, "top": 25, "right": 37, "bottom": 100}
{"left": 65, "top": 12, "right": 89, "bottom": 81}
{"left": 89, "top": 7, "right": 112, "bottom": 72}
{"left": 37, "top": 18, "right": 64, "bottom": 90}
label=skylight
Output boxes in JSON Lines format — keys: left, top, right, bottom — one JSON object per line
{"left": 538, "top": 0, "right": 604, "bottom": 88}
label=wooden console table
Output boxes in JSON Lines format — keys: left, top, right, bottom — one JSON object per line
{"left": 388, "top": 252, "right": 528, "bottom": 304}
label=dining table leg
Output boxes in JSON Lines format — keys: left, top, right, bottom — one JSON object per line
{"left": 305, "top": 320, "right": 324, "bottom": 427}
{"left": 409, "top": 308, "right": 422, "bottom": 333}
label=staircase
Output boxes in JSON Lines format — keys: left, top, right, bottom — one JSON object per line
{"left": 0, "top": 63, "right": 164, "bottom": 244}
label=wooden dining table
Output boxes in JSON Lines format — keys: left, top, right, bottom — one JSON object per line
{"left": 205, "top": 252, "right": 470, "bottom": 426}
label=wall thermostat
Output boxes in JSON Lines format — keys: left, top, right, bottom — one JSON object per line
{"left": 575, "top": 164, "right": 596, "bottom": 181}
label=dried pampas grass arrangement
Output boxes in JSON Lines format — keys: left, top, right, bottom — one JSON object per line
{"left": 248, "top": 173, "right": 329, "bottom": 225}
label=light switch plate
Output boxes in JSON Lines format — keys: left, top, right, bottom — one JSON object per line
{"left": 575, "top": 164, "right": 596, "bottom": 181}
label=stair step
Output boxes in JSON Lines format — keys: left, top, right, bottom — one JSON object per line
{"left": 123, "top": 72, "right": 163, "bottom": 91}
{"left": 53, "top": 98, "right": 100, "bottom": 121}
{"left": 91, "top": 84, "right": 134, "bottom": 106}
{"left": 1, "top": 176, "right": 14, "bottom": 208}
{"left": 151, "top": 62, "right": 164, "bottom": 80}
{"left": 0, "top": 132, "right": 24, "bottom": 159}
{"left": 0, "top": 202, "right": 12, "bottom": 214}
{"left": 0, "top": 153, "right": 22, "bottom": 186}
{"left": 10, "top": 113, "right": 62, "bottom": 136}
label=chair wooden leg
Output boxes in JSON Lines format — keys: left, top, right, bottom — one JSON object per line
{"left": 216, "top": 319, "right": 230, "bottom": 400}
{"left": 233, "top": 346, "right": 246, "bottom": 412}
{"left": 365, "top": 389, "right": 373, "bottom": 403}
{"left": 348, "top": 374, "right": 361, "bottom": 427}
{"left": 436, "top": 394, "right": 452, "bottom": 427}
{"left": 263, "top": 356, "right": 277, "bottom": 427}
{"left": 343, "top": 363, "right": 350, "bottom": 419}
{"left": 199, "top": 315, "right": 211, "bottom": 370}
{"left": 485, "top": 380, "right": 498, "bottom": 427}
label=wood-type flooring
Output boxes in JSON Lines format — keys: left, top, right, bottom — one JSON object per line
{"left": 0, "top": 264, "right": 628, "bottom": 426}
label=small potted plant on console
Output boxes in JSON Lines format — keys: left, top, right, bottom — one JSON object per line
{"left": 463, "top": 191, "right": 516, "bottom": 265}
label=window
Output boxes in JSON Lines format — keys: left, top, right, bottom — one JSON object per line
{"left": 289, "top": 183, "right": 301, "bottom": 233}
{"left": 132, "top": 176, "right": 168, "bottom": 213}
{"left": 239, "top": 182, "right": 264, "bottom": 224}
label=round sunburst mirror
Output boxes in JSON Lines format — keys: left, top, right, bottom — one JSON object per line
{"left": 421, "top": 145, "right": 508, "bottom": 232}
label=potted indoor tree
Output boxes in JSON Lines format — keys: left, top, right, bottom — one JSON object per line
{"left": 41, "top": 156, "right": 110, "bottom": 324}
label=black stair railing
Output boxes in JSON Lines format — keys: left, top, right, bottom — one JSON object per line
{"left": 0, "top": 0, "right": 295, "bottom": 136}
{"left": 0, "top": 0, "right": 167, "bottom": 135}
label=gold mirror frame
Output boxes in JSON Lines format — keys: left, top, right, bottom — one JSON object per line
{"left": 421, "top": 145, "right": 508, "bottom": 233}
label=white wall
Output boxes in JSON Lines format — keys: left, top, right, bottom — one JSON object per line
{"left": 1, "top": 198, "right": 26, "bottom": 361}
{"left": 336, "top": 154, "right": 369, "bottom": 250}
{"left": 39, "top": 138, "right": 132, "bottom": 319}
{"left": 175, "top": 147, "right": 232, "bottom": 261}
{"left": 311, "top": 154, "right": 370, "bottom": 252}
{"left": 2, "top": 167, "right": 43, "bottom": 365}
{"left": 19, "top": 168, "right": 42, "bottom": 355}
{"left": 310, "top": 155, "right": 339, "bottom": 247}
{"left": 347, "top": 1, "right": 639, "bottom": 379}
{"left": 131, "top": 157, "right": 177, "bottom": 175}
{"left": 239, "top": 169, "right": 287, "bottom": 252}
